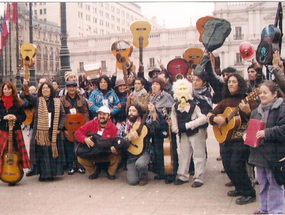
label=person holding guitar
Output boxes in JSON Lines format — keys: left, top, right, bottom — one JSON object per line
{"left": 60, "top": 81, "right": 90, "bottom": 175}
{"left": 0, "top": 81, "right": 31, "bottom": 186}
{"left": 74, "top": 106, "right": 121, "bottom": 180}
{"left": 117, "top": 104, "right": 160, "bottom": 186}
{"left": 207, "top": 73, "right": 259, "bottom": 205}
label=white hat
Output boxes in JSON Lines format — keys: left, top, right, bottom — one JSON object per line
{"left": 97, "top": 106, "right": 111, "bottom": 114}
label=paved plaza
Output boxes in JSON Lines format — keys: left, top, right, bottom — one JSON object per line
{"left": 0, "top": 127, "right": 261, "bottom": 215}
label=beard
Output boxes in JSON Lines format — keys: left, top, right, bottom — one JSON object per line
{"left": 128, "top": 115, "right": 138, "bottom": 123}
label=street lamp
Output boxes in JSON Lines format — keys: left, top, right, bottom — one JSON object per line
{"left": 59, "top": 2, "right": 71, "bottom": 88}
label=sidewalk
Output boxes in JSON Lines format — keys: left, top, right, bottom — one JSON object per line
{"left": 0, "top": 127, "right": 260, "bottom": 215}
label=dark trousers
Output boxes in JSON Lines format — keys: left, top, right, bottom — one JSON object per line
{"left": 221, "top": 140, "right": 256, "bottom": 197}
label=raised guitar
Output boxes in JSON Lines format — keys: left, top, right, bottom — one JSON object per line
{"left": 196, "top": 16, "right": 213, "bottom": 43}
{"left": 126, "top": 112, "right": 149, "bottom": 156}
{"left": 162, "top": 107, "right": 174, "bottom": 175}
{"left": 256, "top": 25, "right": 281, "bottom": 65}
{"left": 111, "top": 40, "right": 133, "bottom": 71}
{"left": 21, "top": 43, "right": 37, "bottom": 126}
{"left": 213, "top": 89, "right": 260, "bottom": 143}
{"left": 167, "top": 58, "right": 189, "bottom": 81}
{"left": 130, "top": 21, "right": 151, "bottom": 65}
{"left": 65, "top": 113, "right": 86, "bottom": 142}
{"left": 0, "top": 120, "right": 24, "bottom": 184}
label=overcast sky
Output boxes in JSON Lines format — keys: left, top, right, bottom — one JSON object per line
{"left": 138, "top": 2, "right": 215, "bottom": 28}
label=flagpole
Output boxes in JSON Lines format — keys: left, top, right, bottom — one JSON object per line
{"left": 15, "top": 3, "right": 21, "bottom": 91}
{"left": 9, "top": 18, "right": 12, "bottom": 82}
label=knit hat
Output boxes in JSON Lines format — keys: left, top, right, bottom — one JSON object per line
{"left": 65, "top": 71, "right": 76, "bottom": 81}
{"left": 115, "top": 79, "right": 126, "bottom": 88}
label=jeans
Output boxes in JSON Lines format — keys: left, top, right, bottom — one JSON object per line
{"left": 257, "top": 166, "right": 285, "bottom": 214}
{"left": 127, "top": 153, "right": 150, "bottom": 185}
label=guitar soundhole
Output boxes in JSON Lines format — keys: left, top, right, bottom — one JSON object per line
{"left": 7, "top": 160, "right": 14, "bottom": 165}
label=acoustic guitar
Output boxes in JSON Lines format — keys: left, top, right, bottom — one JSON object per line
{"left": 256, "top": 25, "right": 281, "bottom": 65}
{"left": 0, "top": 120, "right": 24, "bottom": 184}
{"left": 167, "top": 58, "right": 189, "bottom": 81}
{"left": 196, "top": 16, "right": 213, "bottom": 43}
{"left": 65, "top": 113, "right": 86, "bottom": 142}
{"left": 23, "top": 107, "right": 35, "bottom": 126}
{"left": 111, "top": 40, "right": 133, "bottom": 71}
{"left": 183, "top": 47, "right": 204, "bottom": 69}
{"left": 126, "top": 112, "right": 149, "bottom": 156}
{"left": 162, "top": 107, "right": 174, "bottom": 175}
{"left": 213, "top": 89, "right": 260, "bottom": 143}
{"left": 130, "top": 21, "right": 151, "bottom": 65}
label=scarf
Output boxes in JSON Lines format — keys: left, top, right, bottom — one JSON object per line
{"left": 193, "top": 86, "right": 213, "bottom": 108}
{"left": 133, "top": 88, "right": 147, "bottom": 97}
{"left": 260, "top": 99, "right": 275, "bottom": 123}
{"left": 125, "top": 117, "right": 142, "bottom": 134}
{"left": 35, "top": 97, "right": 61, "bottom": 158}
{"left": 2, "top": 95, "right": 13, "bottom": 110}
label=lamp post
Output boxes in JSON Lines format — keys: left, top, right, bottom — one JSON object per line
{"left": 29, "top": 3, "right": 36, "bottom": 87}
{"left": 59, "top": 2, "right": 71, "bottom": 88}
{"left": 16, "top": 3, "right": 21, "bottom": 91}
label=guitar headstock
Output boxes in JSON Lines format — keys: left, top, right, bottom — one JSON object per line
{"left": 8, "top": 120, "right": 15, "bottom": 131}
{"left": 246, "top": 88, "right": 261, "bottom": 102}
{"left": 162, "top": 107, "right": 170, "bottom": 120}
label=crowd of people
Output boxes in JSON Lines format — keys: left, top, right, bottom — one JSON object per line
{"left": 0, "top": 51, "right": 285, "bottom": 214}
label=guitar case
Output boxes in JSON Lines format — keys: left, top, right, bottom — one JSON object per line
{"left": 202, "top": 18, "right": 231, "bottom": 52}
{"left": 75, "top": 133, "right": 130, "bottom": 158}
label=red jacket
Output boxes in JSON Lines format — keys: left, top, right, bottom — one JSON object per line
{"left": 75, "top": 118, "right": 118, "bottom": 143}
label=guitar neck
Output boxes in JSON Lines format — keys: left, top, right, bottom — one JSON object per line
{"left": 136, "top": 111, "right": 149, "bottom": 136}
{"left": 139, "top": 37, "right": 143, "bottom": 65}
{"left": 8, "top": 122, "right": 14, "bottom": 159}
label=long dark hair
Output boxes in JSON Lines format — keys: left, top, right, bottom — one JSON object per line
{"left": 37, "top": 82, "right": 56, "bottom": 98}
{"left": 223, "top": 73, "right": 247, "bottom": 99}
{"left": 97, "top": 75, "right": 111, "bottom": 91}
{"left": 0, "top": 81, "right": 23, "bottom": 108}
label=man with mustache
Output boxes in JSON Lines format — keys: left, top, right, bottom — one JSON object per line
{"left": 75, "top": 106, "right": 121, "bottom": 180}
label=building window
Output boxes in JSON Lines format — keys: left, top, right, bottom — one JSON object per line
{"left": 149, "top": 58, "right": 155, "bottom": 68}
{"left": 235, "top": 53, "right": 243, "bottom": 65}
{"left": 234, "top": 26, "right": 243, "bottom": 40}
{"left": 101, "top": 61, "right": 106, "bottom": 70}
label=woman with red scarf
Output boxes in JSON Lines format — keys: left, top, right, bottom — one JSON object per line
{"left": 0, "top": 81, "right": 30, "bottom": 186}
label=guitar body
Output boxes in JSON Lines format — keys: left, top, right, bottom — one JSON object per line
{"left": 65, "top": 113, "right": 86, "bottom": 142}
{"left": 0, "top": 120, "right": 24, "bottom": 184}
{"left": 23, "top": 107, "right": 35, "bottom": 126}
{"left": 126, "top": 121, "right": 148, "bottom": 156}
{"left": 111, "top": 40, "right": 133, "bottom": 70}
{"left": 1, "top": 151, "right": 23, "bottom": 183}
{"left": 196, "top": 16, "right": 213, "bottom": 42}
{"left": 130, "top": 21, "right": 151, "bottom": 48}
{"left": 167, "top": 58, "right": 189, "bottom": 81}
{"left": 256, "top": 25, "right": 281, "bottom": 65}
{"left": 183, "top": 48, "right": 203, "bottom": 68}
{"left": 163, "top": 134, "right": 173, "bottom": 175}
{"left": 213, "top": 107, "right": 241, "bottom": 143}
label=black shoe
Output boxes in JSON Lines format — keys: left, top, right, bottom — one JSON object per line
{"left": 174, "top": 179, "right": 188, "bottom": 185}
{"left": 88, "top": 168, "right": 101, "bottom": 180}
{"left": 225, "top": 181, "right": 234, "bottom": 187}
{"left": 165, "top": 177, "right": 175, "bottom": 184}
{"left": 227, "top": 190, "right": 242, "bottom": 197}
{"left": 8, "top": 183, "right": 16, "bottom": 186}
{"left": 77, "top": 168, "right": 85, "bottom": 174}
{"left": 107, "top": 173, "right": 116, "bottom": 180}
{"left": 191, "top": 181, "right": 203, "bottom": 188}
{"left": 154, "top": 175, "right": 166, "bottom": 180}
{"left": 235, "top": 196, "right": 256, "bottom": 205}
{"left": 26, "top": 170, "right": 36, "bottom": 177}
{"left": 68, "top": 168, "right": 75, "bottom": 175}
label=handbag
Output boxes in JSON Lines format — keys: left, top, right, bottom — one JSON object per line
{"left": 272, "top": 157, "right": 285, "bottom": 186}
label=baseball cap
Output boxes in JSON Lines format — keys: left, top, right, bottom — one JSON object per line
{"left": 97, "top": 106, "right": 111, "bottom": 114}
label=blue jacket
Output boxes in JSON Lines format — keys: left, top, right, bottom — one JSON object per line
{"left": 89, "top": 89, "right": 121, "bottom": 118}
